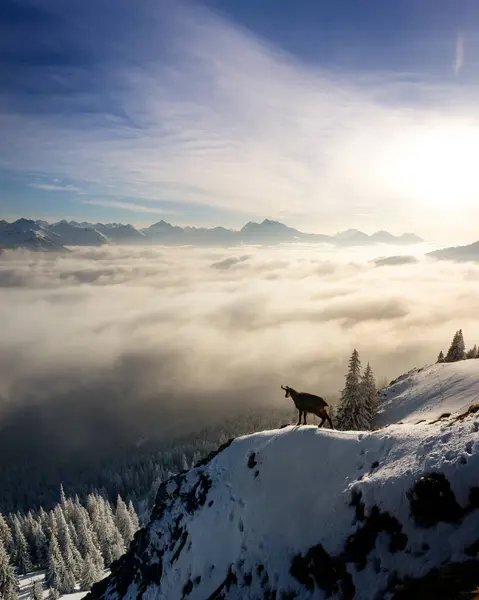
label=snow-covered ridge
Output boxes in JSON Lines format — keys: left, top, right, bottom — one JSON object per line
{"left": 0, "top": 218, "right": 424, "bottom": 251}
{"left": 376, "top": 360, "right": 479, "bottom": 427}
{"left": 86, "top": 401, "right": 479, "bottom": 600}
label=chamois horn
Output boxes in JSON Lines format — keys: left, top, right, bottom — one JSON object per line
{"left": 281, "top": 385, "right": 289, "bottom": 391}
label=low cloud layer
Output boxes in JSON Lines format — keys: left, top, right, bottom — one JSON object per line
{"left": 1, "top": 243, "right": 479, "bottom": 458}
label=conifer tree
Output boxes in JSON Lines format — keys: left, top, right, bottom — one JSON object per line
{"left": 127, "top": 501, "right": 140, "bottom": 531}
{"left": 0, "top": 513, "right": 13, "bottom": 552}
{"left": 360, "top": 362, "right": 378, "bottom": 425}
{"left": 436, "top": 350, "right": 445, "bottom": 363}
{"left": 79, "top": 553, "right": 104, "bottom": 591}
{"left": 0, "top": 537, "right": 18, "bottom": 600}
{"left": 30, "top": 579, "right": 43, "bottom": 600}
{"left": 60, "top": 484, "right": 67, "bottom": 508}
{"left": 74, "top": 507, "right": 104, "bottom": 572}
{"left": 24, "top": 512, "right": 43, "bottom": 567}
{"left": 38, "top": 508, "right": 49, "bottom": 532}
{"left": 466, "top": 344, "right": 478, "bottom": 359}
{"left": 445, "top": 329, "right": 466, "bottom": 362}
{"left": 32, "top": 519, "right": 49, "bottom": 569}
{"left": 115, "top": 496, "right": 136, "bottom": 546}
{"left": 336, "top": 349, "right": 370, "bottom": 430}
{"left": 90, "top": 496, "right": 124, "bottom": 566}
{"left": 46, "top": 532, "right": 66, "bottom": 593}
{"left": 55, "top": 506, "right": 82, "bottom": 579}
{"left": 62, "top": 565, "right": 76, "bottom": 594}
{"left": 12, "top": 516, "right": 32, "bottom": 575}
{"left": 48, "top": 588, "right": 60, "bottom": 600}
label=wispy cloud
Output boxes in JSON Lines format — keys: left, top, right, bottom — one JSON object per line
{"left": 82, "top": 199, "right": 176, "bottom": 215}
{"left": 28, "top": 183, "right": 81, "bottom": 192}
{"left": 455, "top": 31, "right": 464, "bottom": 75}
{"left": 2, "top": 1, "right": 479, "bottom": 238}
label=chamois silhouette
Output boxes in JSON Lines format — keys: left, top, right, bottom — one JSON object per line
{"left": 281, "top": 385, "right": 334, "bottom": 429}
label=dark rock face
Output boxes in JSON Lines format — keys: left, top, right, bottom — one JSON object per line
{"left": 390, "top": 560, "right": 479, "bottom": 599}
{"left": 342, "top": 504, "right": 408, "bottom": 568}
{"left": 408, "top": 473, "right": 463, "bottom": 527}
{"left": 247, "top": 452, "right": 258, "bottom": 469}
{"left": 290, "top": 544, "right": 355, "bottom": 599}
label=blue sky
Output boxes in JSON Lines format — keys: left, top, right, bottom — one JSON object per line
{"left": 2, "top": 0, "right": 479, "bottom": 240}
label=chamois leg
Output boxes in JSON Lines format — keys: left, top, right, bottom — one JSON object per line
{"left": 297, "top": 410, "right": 302, "bottom": 426}
{"left": 303, "top": 412, "right": 307, "bottom": 425}
{"left": 318, "top": 416, "right": 326, "bottom": 428}
{"left": 325, "top": 414, "right": 335, "bottom": 429}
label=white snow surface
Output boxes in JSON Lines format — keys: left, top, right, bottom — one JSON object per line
{"left": 96, "top": 394, "right": 479, "bottom": 600}
{"left": 376, "top": 360, "right": 479, "bottom": 427}
{"left": 18, "top": 570, "right": 109, "bottom": 600}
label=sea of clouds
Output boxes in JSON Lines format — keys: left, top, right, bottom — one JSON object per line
{"left": 1, "top": 242, "right": 479, "bottom": 452}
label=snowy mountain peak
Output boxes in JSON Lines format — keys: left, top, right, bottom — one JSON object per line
{"left": 1, "top": 217, "right": 424, "bottom": 251}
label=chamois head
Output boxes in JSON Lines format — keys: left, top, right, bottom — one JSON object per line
{"left": 281, "top": 385, "right": 292, "bottom": 398}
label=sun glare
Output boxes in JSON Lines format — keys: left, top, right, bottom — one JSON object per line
{"left": 401, "top": 125, "right": 479, "bottom": 209}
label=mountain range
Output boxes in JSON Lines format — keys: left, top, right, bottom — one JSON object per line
{"left": 0, "top": 217, "right": 424, "bottom": 252}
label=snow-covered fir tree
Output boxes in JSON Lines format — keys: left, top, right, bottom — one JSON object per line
{"left": 30, "top": 578, "right": 43, "bottom": 600}
{"left": 46, "top": 531, "right": 68, "bottom": 593}
{"left": 0, "top": 537, "right": 18, "bottom": 600}
{"left": 436, "top": 350, "right": 445, "bottom": 363}
{"left": 80, "top": 552, "right": 104, "bottom": 591}
{"left": 0, "top": 513, "right": 12, "bottom": 551}
{"left": 336, "top": 349, "right": 371, "bottom": 431}
{"left": 87, "top": 494, "right": 124, "bottom": 567}
{"left": 101, "top": 498, "right": 125, "bottom": 566}
{"left": 11, "top": 516, "right": 32, "bottom": 575}
{"left": 445, "top": 329, "right": 466, "bottom": 362}
{"left": 55, "top": 505, "right": 82, "bottom": 579}
{"left": 360, "top": 362, "right": 378, "bottom": 425}
{"left": 74, "top": 506, "right": 104, "bottom": 572}
{"left": 115, "top": 496, "right": 136, "bottom": 546}
{"left": 127, "top": 501, "right": 140, "bottom": 531}
{"left": 32, "top": 519, "right": 49, "bottom": 568}
{"left": 47, "top": 588, "right": 60, "bottom": 600}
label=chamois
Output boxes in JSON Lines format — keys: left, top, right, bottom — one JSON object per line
{"left": 281, "top": 385, "right": 334, "bottom": 429}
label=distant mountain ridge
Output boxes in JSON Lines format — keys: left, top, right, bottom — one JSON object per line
{"left": 427, "top": 240, "right": 479, "bottom": 262}
{"left": 0, "top": 217, "right": 424, "bottom": 251}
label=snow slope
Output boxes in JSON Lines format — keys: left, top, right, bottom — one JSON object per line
{"left": 376, "top": 361, "right": 479, "bottom": 427}
{"left": 19, "top": 571, "right": 109, "bottom": 600}
{"left": 87, "top": 402, "right": 479, "bottom": 600}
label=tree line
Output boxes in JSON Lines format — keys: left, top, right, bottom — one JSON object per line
{"left": 0, "top": 486, "right": 140, "bottom": 600}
